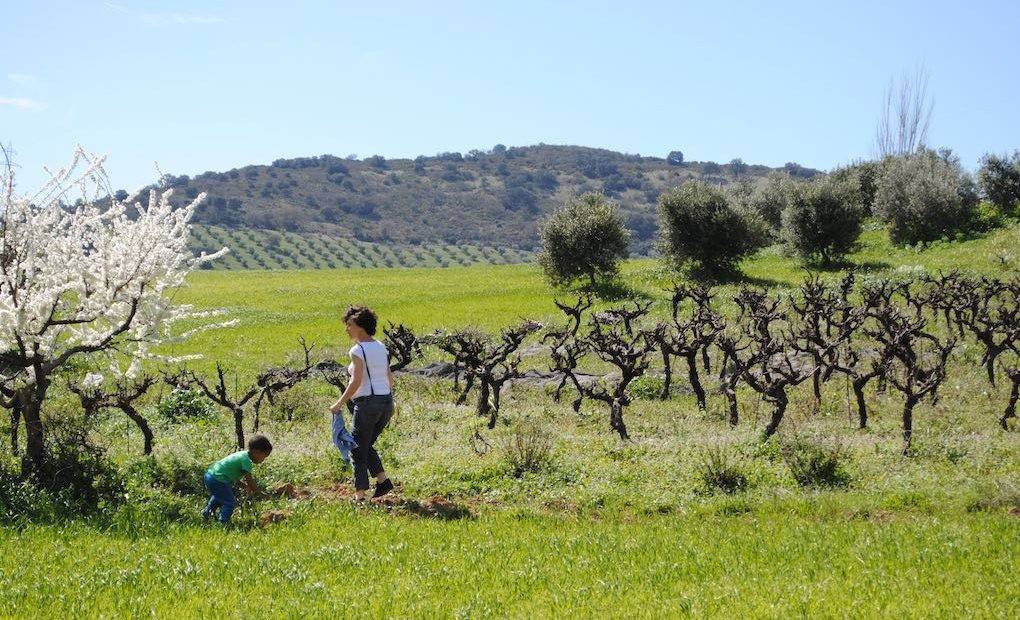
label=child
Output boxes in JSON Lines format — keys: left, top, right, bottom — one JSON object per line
{"left": 202, "top": 434, "right": 273, "bottom": 524}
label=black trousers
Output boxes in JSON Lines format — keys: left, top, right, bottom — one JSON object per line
{"left": 350, "top": 394, "right": 393, "bottom": 490}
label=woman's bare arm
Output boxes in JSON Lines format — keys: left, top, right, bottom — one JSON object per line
{"left": 330, "top": 355, "right": 364, "bottom": 414}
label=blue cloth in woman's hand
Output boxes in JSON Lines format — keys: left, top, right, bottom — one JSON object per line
{"left": 332, "top": 413, "right": 358, "bottom": 464}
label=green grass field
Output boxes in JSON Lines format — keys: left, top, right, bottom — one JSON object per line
{"left": 2, "top": 224, "right": 1019, "bottom": 618}
{"left": 2, "top": 508, "right": 1016, "bottom": 617}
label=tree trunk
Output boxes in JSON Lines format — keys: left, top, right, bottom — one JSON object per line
{"left": 684, "top": 352, "right": 706, "bottom": 410}
{"left": 120, "top": 403, "right": 154, "bottom": 455}
{"left": 853, "top": 377, "right": 869, "bottom": 429}
{"left": 476, "top": 381, "right": 491, "bottom": 418}
{"left": 552, "top": 374, "right": 567, "bottom": 403}
{"left": 902, "top": 396, "right": 918, "bottom": 454}
{"left": 985, "top": 356, "right": 996, "bottom": 387}
{"left": 609, "top": 399, "right": 629, "bottom": 440}
{"left": 724, "top": 384, "right": 739, "bottom": 427}
{"left": 486, "top": 381, "right": 502, "bottom": 430}
{"left": 701, "top": 347, "right": 711, "bottom": 373}
{"left": 762, "top": 393, "right": 788, "bottom": 439}
{"left": 811, "top": 369, "right": 821, "bottom": 405}
{"left": 232, "top": 406, "right": 245, "bottom": 450}
{"left": 19, "top": 379, "right": 51, "bottom": 477}
{"left": 456, "top": 374, "right": 474, "bottom": 406}
{"left": 1000, "top": 377, "right": 1018, "bottom": 430}
{"left": 659, "top": 350, "right": 672, "bottom": 400}
{"left": 9, "top": 402, "right": 21, "bottom": 455}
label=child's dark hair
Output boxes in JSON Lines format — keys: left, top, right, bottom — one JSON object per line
{"left": 344, "top": 306, "right": 378, "bottom": 336}
{"left": 248, "top": 434, "right": 273, "bottom": 454}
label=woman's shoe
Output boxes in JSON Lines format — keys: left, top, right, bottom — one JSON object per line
{"left": 372, "top": 479, "right": 394, "bottom": 498}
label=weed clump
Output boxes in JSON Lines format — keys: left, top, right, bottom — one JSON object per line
{"left": 781, "top": 437, "right": 852, "bottom": 488}
{"left": 697, "top": 446, "right": 749, "bottom": 494}
{"left": 502, "top": 420, "right": 554, "bottom": 478}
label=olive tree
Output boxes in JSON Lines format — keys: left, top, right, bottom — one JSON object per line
{"left": 978, "top": 151, "right": 1020, "bottom": 213}
{"left": 747, "top": 171, "right": 795, "bottom": 233}
{"left": 829, "top": 160, "right": 881, "bottom": 214}
{"left": 658, "top": 180, "right": 767, "bottom": 277}
{"left": 873, "top": 149, "right": 978, "bottom": 245}
{"left": 538, "top": 192, "right": 630, "bottom": 288}
{"left": 782, "top": 178, "right": 864, "bottom": 266}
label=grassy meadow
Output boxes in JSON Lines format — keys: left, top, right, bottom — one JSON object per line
{"left": 2, "top": 223, "right": 1020, "bottom": 617}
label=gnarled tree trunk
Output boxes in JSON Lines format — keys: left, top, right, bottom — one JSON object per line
{"left": 762, "top": 392, "right": 788, "bottom": 440}
{"left": 17, "top": 378, "right": 52, "bottom": 478}
{"left": 120, "top": 403, "right": 154, "bottom": 455}
{"left": 609, "top": 399, "right": 629, "bottom": 440}
{"left": 684, "top": 352, "right": 706, "bottom": 411}
{"left": 1000, "top": 375, "right": 1018, "bottom": 430}
{"left": 8, "top": 402, "right": 21, "bottom": 455}
{"left": 853, "top": 378, "right": 869, "bottom": 429}
{"left": 659, "top": 350, "right": 672, "bottom": 400}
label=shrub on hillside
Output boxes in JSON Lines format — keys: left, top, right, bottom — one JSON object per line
{"left": 829, "top": 160, "right": 881, "bottom": 214}
{"left": 977, "top": 151, "right": 1020, "bottom": 213}
{"left": 873, "top": 149, "right": 979, "bottom": 245}
{"left": 538, "top": 192, "right": 630, "bottom": 287}
{"left": 658, "top": 180, "right": 768, "bottom": 276}
{"left": 782, "top": 177, "right": 864, "bottom": 265}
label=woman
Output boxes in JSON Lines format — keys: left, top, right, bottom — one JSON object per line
{"left": 330, "top": 306, "right": 395, "bottom": 500}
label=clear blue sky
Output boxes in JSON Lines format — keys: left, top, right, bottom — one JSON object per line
{"left": 3, "top": 0, "right": 1018, "bottom": 191}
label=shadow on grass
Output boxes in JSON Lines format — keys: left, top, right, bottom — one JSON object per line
{"left": 797, "top": 259, "right": 892, "bottom": 274}
{"left": 686, "top": 267, "right": 785, "bottom": 289}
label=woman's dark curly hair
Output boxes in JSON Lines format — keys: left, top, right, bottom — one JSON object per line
{"left": 343, "top": 306, "right": 378, "bottom": 336}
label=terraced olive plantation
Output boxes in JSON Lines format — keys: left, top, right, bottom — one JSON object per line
{"left": 188, "top": 225, "right": 533, "bottom": 270}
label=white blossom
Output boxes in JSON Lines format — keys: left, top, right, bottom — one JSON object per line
{"left": 0, "top": 146, "right": 234, "bottom": 386}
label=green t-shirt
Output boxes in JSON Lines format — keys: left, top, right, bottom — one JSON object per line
{"left": 208, "top": 451, "right": 254, "bottom": 483}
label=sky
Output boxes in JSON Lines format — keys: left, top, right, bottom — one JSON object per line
{"left": 2, "top": 0, "right": 1019, "bottom": 192}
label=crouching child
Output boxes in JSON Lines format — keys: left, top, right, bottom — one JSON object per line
{"left": 203, "top": 434, "right": 273, "bottom": 524}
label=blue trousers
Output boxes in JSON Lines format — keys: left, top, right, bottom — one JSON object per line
{"left": 351, "top": 394, "right": 393, "bottom": 490}
{"left": 203, "top": 471, "right": 236, "bottom": 524}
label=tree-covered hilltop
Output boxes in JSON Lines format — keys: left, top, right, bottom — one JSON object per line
{"left": 157, "top": 144, "right": 821, "bottom": 254}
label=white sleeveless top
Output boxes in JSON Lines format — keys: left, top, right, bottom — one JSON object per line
{"left": 348, "top": 340, "right": 391, "bottom": 398}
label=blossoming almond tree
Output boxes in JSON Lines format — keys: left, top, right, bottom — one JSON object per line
{"left": 0, "top": 147, "right": 231, "bottom": 476}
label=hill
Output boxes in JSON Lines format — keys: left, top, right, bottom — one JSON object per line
{"left": 159, "top": 144, "right": 822, "bottom": 255}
